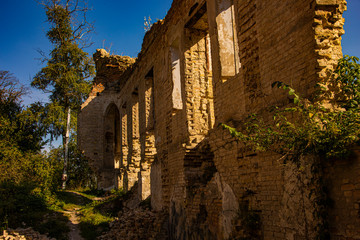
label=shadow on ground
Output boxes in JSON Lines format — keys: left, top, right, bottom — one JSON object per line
{"left": 0, "top": 182, "right": 70, "bottom": 240}
{"left": 55, "top": 191, "right": 93, "bottom": 207}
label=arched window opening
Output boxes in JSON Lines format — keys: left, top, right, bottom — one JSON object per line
{"left": 103, "top": 103, "right": 120, "bottom": 169}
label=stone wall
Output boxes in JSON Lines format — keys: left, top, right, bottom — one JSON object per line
{"left": 78, "top": 49, "right": 136, "bottom": 189}
{"left": 325, "top": 149, "right": 360, "bottom": 239}
{"left": 78, "top": 0, "right": 360, "bottom": 239}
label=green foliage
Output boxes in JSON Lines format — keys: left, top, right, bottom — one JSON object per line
{"left": 0, "top": 70, "right": 68, "bottom": 236}
{"left": 52, "top": 191, "right": 121, "bottom": 240}
{"left": 32, "top": 0, "right": 94, "bottom": 109}
{"left": 78, "top": 188, "right": 138, "bottom": 240}
{"left": 81, "top": 189, "right": 106, "bottom": 198}
{"left": 32, "top": 0, "right": 94, "bottom": 119}
{"left": 0, "top": 70, "right": 60, "bottom": 189}
{"left": 54, "top": 191, "right": 92, "bottom": 211}
{"left": 0, "top": 71, "right": 47, "bottom": 153}
{"left": 47, "top": 190, "right": 119, "bottom": 240}
{"left": 47, "top": 137, "right": 96, "bottom": 189}
{"left": 330, "top": 55, "right": 360, "bottom": 109}
{"left": 0, "top": 182, "right": 47, "bottom": 227}
{"left": 0, "top": 182, "right": 70, "bottom": 239}
{"left": 79, "top": 207, "right": 112, "bottom": 240}
{"left": 40, "top": 101, "right": 78, "bottom": 142}
{"left": 0, "top": 146, "right": 64, "bottom": 236}
{"left": 37, "top": 217, "right": 70, "bottom": 240}
{"left": 222, "top": 55, "right": 360, "bottom": 164}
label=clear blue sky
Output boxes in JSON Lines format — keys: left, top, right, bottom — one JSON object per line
{"left": 0, "top": 0, "right": 359, "bottom": 105}
{"left": 0, "top": 0, "right": 173, "bottom": 104}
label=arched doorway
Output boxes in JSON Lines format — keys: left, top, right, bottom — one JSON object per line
{"left": 102, "top": 103, "right": 120, "bottom": 188}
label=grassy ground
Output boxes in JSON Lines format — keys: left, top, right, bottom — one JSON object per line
{"left": 54, "top": 189, "right": 125, "bottom": 240}
{"left": 0, "top": 183, "right": 70, "bottom": 240}
{"left": 1, "top": 184, "right": 125, "bottom": 240}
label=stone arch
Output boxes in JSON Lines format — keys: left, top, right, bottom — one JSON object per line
{"left": 103, "top": 103, "right": 121, "bottom": 169}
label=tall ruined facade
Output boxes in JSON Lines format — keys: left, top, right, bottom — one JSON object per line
{"left": 79, "top": 0, "right": 360, "bottom": 239}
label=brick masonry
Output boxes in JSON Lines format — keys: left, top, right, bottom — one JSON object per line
{"left": 78, "top": 0, "right": 360, "bottom": 239}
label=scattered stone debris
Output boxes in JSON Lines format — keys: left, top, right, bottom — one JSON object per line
{"left": 97, "top": 208, "right": 168, "bottom": 240}
{"left": 0, "top": 228, "right": 54, "bottom": 240}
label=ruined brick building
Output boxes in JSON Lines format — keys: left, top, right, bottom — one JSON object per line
{"left": 78, "top": 0, "right": 360, "bottom": 239}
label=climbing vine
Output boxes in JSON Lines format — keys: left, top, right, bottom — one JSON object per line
{"left": 222, "top": 55, "right": 360, "bottom": 164}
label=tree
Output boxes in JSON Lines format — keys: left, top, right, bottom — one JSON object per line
{"left": 0, "top": 71, "right": 46, "bottom": 153}
{"left": 0, "top": 71, "right": 27, "bottom": 104}
{"left": 47, "top": 136, "right": 95, "bottom": 189}
{"left": 32, "top": 0, "right": 94, "bottom": 189}
{"left": 0, "top": 71, "right": 66, "bottom": 235}
{"left": 0, "top": 70, "right": 49, "bottom": 183}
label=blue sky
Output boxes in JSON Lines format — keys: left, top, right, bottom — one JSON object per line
{"left": 0, "top": 0, "right": 173, "bottom": 104}
{"left": 0, "top": 0, "right": 359, "bottom": 106}
{"left": 342, "top": 0, "right": 360, "bottom": 57}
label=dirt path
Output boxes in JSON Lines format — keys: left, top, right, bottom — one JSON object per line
{"left": 65, "top": 207, "right": 84, "bottom": 240}
{"left": 61, "top": 191, "right": 89, "bottom": 240}
{"left": 59, "top": 191, "right": 110, "bottom": 240}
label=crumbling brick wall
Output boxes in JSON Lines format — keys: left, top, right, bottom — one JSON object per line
{"left": 78, "top": 0, "right": 359, "bottom": 239}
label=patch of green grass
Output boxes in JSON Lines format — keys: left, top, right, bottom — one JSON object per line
{"left": 51, "top": 190, "right": 114, "bottom": 239}
{"left": 80, "top": 189, "right": 106, "bottom": 199}
{"left": 1, "top": 184, "right": 126, "bottom": 240}
{"left": 79, "top": 202, "right": 113, "bottom": 240}
{"left": 77, "top": 189, "right": 131, "bottom": 239}
{"left": 110, "top": 188, "right": 125, "bottom": 197}
{"left": 54, "top": 191, "right": 92, "bottom": 210}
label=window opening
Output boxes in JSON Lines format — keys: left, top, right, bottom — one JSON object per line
{"left": 216, "top": 0, "right": 240, "bottom": 80}
{"left": 171, "top": 39, "right": 183, "bottom": 110}
{"left": 184, "top": 2, "right": 215, "bottom": 138}
{"left": 103, "top": 104, "right": 120, "bottom": 169}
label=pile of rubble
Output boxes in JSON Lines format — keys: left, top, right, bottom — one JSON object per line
{"left": 0, "top": 228, "right": 54, "bottom": 240}
{"left": 97, "top": 208, "right": 168, "bottom": 240}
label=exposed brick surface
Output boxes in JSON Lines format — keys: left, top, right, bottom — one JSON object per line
{"left": 78, "top": 0, "right": 356, "bottom": 239}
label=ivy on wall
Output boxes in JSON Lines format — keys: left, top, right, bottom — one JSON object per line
{"left": 222, "top": 56, "right": 360, "bottom": 164}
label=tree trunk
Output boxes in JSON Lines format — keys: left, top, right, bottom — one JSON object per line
{"left": 62, "top": 107, "right": 71, "bottom": 189}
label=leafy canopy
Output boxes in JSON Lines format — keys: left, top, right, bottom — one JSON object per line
{"left": 0, "top": 71, "right": 46, "bottom": 154}
{"left": 32, "top": 0, "right": 94, "bottom": 139}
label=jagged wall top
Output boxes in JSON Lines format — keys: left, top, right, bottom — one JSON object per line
{"left": 90, "top": 49, "right": 136, "bottom": 96}
{"left": 93, "top": 49, "right": 136, "bottom": 83}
